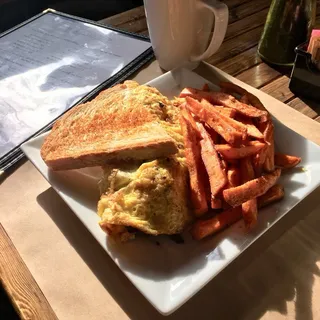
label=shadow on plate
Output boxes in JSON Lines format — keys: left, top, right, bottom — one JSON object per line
{"left": 36, "top": 187, "right": 208, "bottom": 281}
{"left": 47, "top": 167, "right": 101, "bottom": 211}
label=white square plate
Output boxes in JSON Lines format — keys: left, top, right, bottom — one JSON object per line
{"left": 21, "top": 68, "right": 320, "bottom": 315}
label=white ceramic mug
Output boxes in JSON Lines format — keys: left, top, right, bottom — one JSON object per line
{"left": 144, "top": 0, "right": 229, "bottom": 71}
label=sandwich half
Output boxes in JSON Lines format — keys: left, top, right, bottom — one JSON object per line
{"left": 41, "top": 81, "right": 178, "bottom": 170}
{"left": 96, "top": 88, "right": 192, "bottom": 241}
{"left": 41, "top": 80, "right": 192, "bottom": 239}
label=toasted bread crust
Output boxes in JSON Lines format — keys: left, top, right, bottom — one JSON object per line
{"left": 41, "top": 81, "right": 178, "bottom": 170}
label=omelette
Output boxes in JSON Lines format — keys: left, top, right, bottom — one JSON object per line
{"left": 97, "top": 82, "right": 192, "bottom": 241}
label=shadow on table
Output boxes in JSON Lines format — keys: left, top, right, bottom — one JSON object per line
{"left": 0, "top": 158, "right": 26, "bottom": 185}
{"left": 0, "top": 284, "right": 20, "bottom": 320}
{"left": 37, "top": 185, "right": 320, "bottom": 320}
{"left": 298, "top": 96, "right": 320, "bottom": 116}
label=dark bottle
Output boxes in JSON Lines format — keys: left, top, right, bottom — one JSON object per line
{"left": 258, "top": 0, "right": 316, "bottom": 66}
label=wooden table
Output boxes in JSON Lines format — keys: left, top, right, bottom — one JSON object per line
{"left": 2, "top": 1, "right": 320, "bottom": 319}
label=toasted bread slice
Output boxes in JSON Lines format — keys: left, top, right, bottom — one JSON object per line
{"left": 41, "top": 81, "right": 178, "bottom": 170}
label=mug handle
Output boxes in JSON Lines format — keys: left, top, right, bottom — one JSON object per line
{"left": 190, "top": 0, "right": 228, "bottom": 62}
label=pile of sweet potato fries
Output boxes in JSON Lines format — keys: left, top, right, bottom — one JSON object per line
{"left": 178, "top": 82, "right": 301, "bottom": 241}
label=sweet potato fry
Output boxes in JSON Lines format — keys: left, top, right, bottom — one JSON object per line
{"left": 190, "top": 207, "right": 242, "bottom": 240}
{"left": 222, "top": 165, "right": 241, "bottom": 210}
{"left": 236, "top": 115, "right": 264, "bottom": 139}
{"left": 247, "top": 93, "right": 268, "bottom": 113}
{"left": 186, "top": 96, "right": 242, "bottom": 146}
{"left": 204, "top": 123, "right": 219, "bottom": 144}
{"left": 261, "top": 120, "right": 275, "bottom": 172}
{"left": 227, "top": 159, "right": 239, "bottom": 166}
{"left": 258, "top": 184, "right": 285, "bottom": 208}
{"left": 192, "top": 184, "right": 285, "bottom": 240}
{"left": 180, "top": 87, "right": 205, "bottom": 101}
{"left": 215, "top": 141, "right": 266, "bottom": 160}
{"left": 210, "top": 105, "right": 236, "bottom": 118}
{"left": 252, "top": 149, "right": 267, "bottom": 177}
{"left": 253, "top": 116, "right": 274, "bottom": 172}
{"left": 227, "top": 165, "right": 241, "bottom": 188}
{"left": 180, "top": 116, "right": 208, "bottom": 216}
{"left": 202, "top": 83, "right": 210, "bottom": 92}
{"left": 240, "top": 158, "right": 258, "bottom": 228}
{"left": 200, "top": 99, "right": 235, "bottom": 114}
{"left": 221, "top": 159, "right": 228, "bottom": 171}
{"left": 181, "top": 87, "right": 268, "bottom": 119}
{"left": 197, "top": 123, "right": 227, "bottom": 208}
{"left": 220, "top": 82, "right": 269, "bottom": 114}
{"left": 179, "top": 85, "right": 297, "bottom": 236}
{"left": 201, "top": 99, "right": 247, "bottom": 140}
{"left": 223, "top": 168, "right": 281, "bottom": 207}
{"left": 274, "top": 153, "right": 301, "bottom": 169}
{"left": 180, "top": 104, "right": 201, "bottom": 139}
{"left": 241, "top": 158, "right": 255, "bottom": 182}
{"left": 247, "top": 123, "right": 264, "bottom": 140}
{"left": 211, "top": 197, "right": 222, "bottom": 209}
{"left": 242, "top": 200, "right": 258, "bottom": 228}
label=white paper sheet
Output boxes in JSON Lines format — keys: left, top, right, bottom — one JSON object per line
{"left": 0, "top": 12, "right": 151, "bottom": 158}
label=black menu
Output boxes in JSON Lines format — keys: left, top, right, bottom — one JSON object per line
{"left": 0, "top": 10, "right": 152, "bottom": 169}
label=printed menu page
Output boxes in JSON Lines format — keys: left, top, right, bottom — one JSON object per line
{"left": 0, "top": 12, "right": 151, "bottom": 158}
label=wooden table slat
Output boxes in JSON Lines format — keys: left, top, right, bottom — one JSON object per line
{"left": 0, "top": 224, "right": 58, "bottom": 320}
{"left": 224, "top": 0, "right": 254, "bottom": 9}
{"left": 260, "top": 76, "right": 295, "bottom": 103}
{"left": 226, "top": 7, "right": 269, "bottom": 40}
{"left": 235, "top": 62, "right": 281, "bottom": 89}
{"left": 114, "top": 16, "right": 148, "bottom": 34}
{"left": 216, "top": 46, "right": 261, "bottom": 76}
{"left": 99, "top": 6, "right": 145, "bottom": 27}
{"left": 139, "top": 29, "right": 149, "bottom": 36}
{"left": 287, "top": 98, "right": 320, "bottom": 119}
{"left": 208, "top": 26, "right": 263, "bottom": 65}
{"left": 228, "top": 0, "right": 271, "bottom": 24}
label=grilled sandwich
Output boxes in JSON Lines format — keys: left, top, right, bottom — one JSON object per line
{"left": 41, "top": 81, "right": 192, "bottom": 240}
{"left": 41, "top": 81, "right": 178, "bottom": 170}
{"left": 96, "top": 88, "right": 191, "bottom": 240}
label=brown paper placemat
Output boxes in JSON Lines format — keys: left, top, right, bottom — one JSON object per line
{"left": 2, "top": 61, "right": 320, "bottom": 320}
